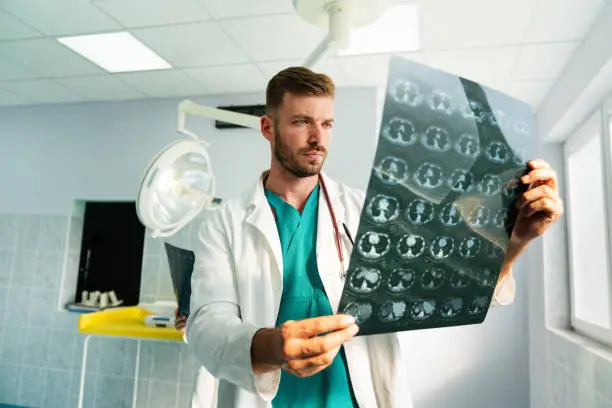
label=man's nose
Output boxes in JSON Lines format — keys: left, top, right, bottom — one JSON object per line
{"left": 308, "top": 123, "right": 324, "bottom": 143}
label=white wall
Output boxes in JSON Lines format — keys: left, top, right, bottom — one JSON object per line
{"left": 0, "top": 86, "right": 529, "bottom": 407}
{"left": 530, "top": 2, "right": 612, "bottom": 408}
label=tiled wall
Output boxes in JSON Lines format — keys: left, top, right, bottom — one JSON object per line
{"left": 0, "top": 213, "right": 204, "bottom": 408}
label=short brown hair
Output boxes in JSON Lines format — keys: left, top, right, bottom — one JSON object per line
{"left": 265, "top": 66, "right": 335, "bottom": 114}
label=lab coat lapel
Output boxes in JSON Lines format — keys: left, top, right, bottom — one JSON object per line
{"left": 244, "top": 175, "right": 284, "bottom": 292}
{"left": 317, "top": 172, "right": 346, "bottom": 313}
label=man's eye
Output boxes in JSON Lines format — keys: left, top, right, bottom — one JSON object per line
{"left": 323, "top": 122, "right": 334, "bottom": 129}
{"left": 294, "top": 119, "right": 307, "bottom": 125}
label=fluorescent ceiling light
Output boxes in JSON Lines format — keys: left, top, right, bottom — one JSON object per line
{"left": 338, "top": 3, "right": 420, "bottom": 56}
{"left": 57, "top": 32, "right": 172, "bottom": 73}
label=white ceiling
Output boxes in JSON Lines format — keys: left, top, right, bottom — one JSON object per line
{"left": 0, "top": 0, "right": 607, "bottom": 109}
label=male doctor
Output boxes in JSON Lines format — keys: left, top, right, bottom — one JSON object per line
{"left": 186, "top": 67, "right": 563, "bottom": 407}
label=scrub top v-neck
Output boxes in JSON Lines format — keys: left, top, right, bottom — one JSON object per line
{"left": 264, "top": 184, "right": 357, "bottom": 408}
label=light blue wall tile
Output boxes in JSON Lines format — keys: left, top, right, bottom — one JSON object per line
{"left": 33, "top": 250, "right": 62, "bottom": 290}
{"left": 0, "top": 285, "right": 7, "bottom": 323}
{"left": 0, "top": 364, "right": 20, "bottom": 405}
{"left": 23, "top": 326, "right": 49, "bottom": 367}
{"left": 39, "top": 215, "right": 68, "bottom": 251}
{"left": 0, "top": 250, "right": 13, "bottom": 284}
{"left": 149, "top": 380, "right": 178, "bottom": 408}
{"left": 43, "top": 369, "right": 71, "bottom": 408}
{"left": 10, "top": 250, "right": 35, "bottom": 287}
{"left": 150, "top": 342, "right": 180, "bottom": 382}
{"left": 95, "top": 375, "right": 126, "bottom": 408}
{"left": 0, "top": 325, "right": 25, "bottom": 365}
{"left": 178, "top": 382, "right": 194, "bottom": 408}
{"left": 98, "top": 338, "right": 129, "bottom": 376}
{"left": 135, "top": 379, "right": 150, "bottom": 408}
{"left": 0, "top": 215, "right": 18, "bottom": 250}
{"left": 122, "top": 340, "right": 138, "bottom": 378}
{"left": 179, "top": 344, "right": 200, "bottom": 384}
{"left": 17, "top": 215, "right": 42, "bottom": 251}
{"left": 18, "top": 366, "right": 45, "bottom": 407}
{"left": 46, "top": 330, "right": 76, "bottom": 370}
{"left": 28, "top": 288, "right": 56, "bottom": 327}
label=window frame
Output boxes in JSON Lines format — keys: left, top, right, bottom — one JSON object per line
{"left": 564, "top": 102, "right": 612, "bottom": 347}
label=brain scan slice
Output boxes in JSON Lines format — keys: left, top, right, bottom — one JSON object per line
{"left": 440, "top": 297, "right": 464, "bottom": 319}
{"left": 366, "top": 194, "right": 400, "bottom": 224}
{"left": 406, "top": 198, "right": 435, "bottom": 225}
{"left": 397, "top": 233, "right": 426, "bottom": 259}
{"left": 484, "top": 241, "right": 504, "bottom": 259}
{"left": 383, "top": 117, "right": 418, "bottom": 146}
{"left": 513, "top": 120, "right": 532, "bottom": 137}
{"left": 486, "top": 142, "right": 510, "bottom": 164}
{"left": 374, "top": 156, "right": 409, "bottom": 185}
{"left": 421, "top": 267, "right": 446, "bottom": 290}
{"left": 479, "top": 174, "right": 502, "bottom": 196}
{"left": 357, "top": 231, "right": 391, "bottom": 260}
{"left": 447, "top": 169, "right": 475, "bottom": 193}
{"left": 477, "top": 268, "right": 496, "bottom": 288}
{"left": 461, "top": 100, "right": 488, "bottom": 124}
{"left": 468, "top": 296, "right": 490, "bottom": 315}
{"left": 421, "top": 126, "right": 452, "bottom": 152}
{"left": 387, "top": 268, "right": 417, "bottom": 293}
{"left": 455, "top": 134, "right": 481, "bottom": 159}
{"left": 459, "top": 236, "right": 481, "bottom": 258}
{"left": 344, "top": 302, "right": 373, "bottom": 325}
{"left": 390, "top": 79, "right": 423, "bottom": 107}
{"left": 414, "top": 163, "right": 444, "bottom": 189}
{"left": 429, "top": 236, "right": 454, "bottom": 260}
{"left": 493, "top": 209, "right": 509, "bottom": 229}
{"left": 378, "top": 300, "right": 407, "bottom": 323}
{"left": 439, "top": 202, "right": 463, "bottom": 227}
{"left": 488, "top": 109, "right": 509, "bottom": 131}
{"left": 409, "top": 299, "right": 436, "bottom": 321}
{"left": 348, "top": 267, "right": 383, "bottom": 294}
{"left": 449, "top": 269, "right": 471, "bottom": 289}
{"left": 468, "top": 205, "right": 490, "bottom": 227}
{"left": 429, "top": 91, "right": 456, "bottom": 116}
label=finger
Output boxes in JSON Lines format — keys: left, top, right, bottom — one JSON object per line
{"left": 522, "top": 197, "right": 562, "bottom": 218}
{"left": 516, "top": 184, "right": 556, "bottom": 209}
{"left": 292, "top": 324, "right": 359, "bottom": 358}
{"left": 521, "top": 168, "right": 557, "bottom": 188}
{"left": 286, "top": 346, "right": 341, "bottom": 376}
{"left": 290, "top": 314, "right": 356, "bottom": 339}
{"left": 527, "top": 159, "right": 551, "bottom": 170}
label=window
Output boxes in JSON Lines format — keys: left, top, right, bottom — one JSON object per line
{"left": 564, "top": 104, "right": 612, "bottom": 347}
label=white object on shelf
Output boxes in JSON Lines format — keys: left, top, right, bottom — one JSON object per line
{"left": 139, "top": 300, "right": 177, "bottom": 318}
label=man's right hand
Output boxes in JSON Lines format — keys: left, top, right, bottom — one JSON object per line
{"left": 251, "top": 314, "right": 359, "bottom": 378}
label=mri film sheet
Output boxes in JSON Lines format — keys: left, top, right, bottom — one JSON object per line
{"left": 338, "top": 56, "right": 533, "bottom": 336}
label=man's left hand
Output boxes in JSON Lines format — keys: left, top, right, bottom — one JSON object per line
{"left": 512, "top": 159, "right": 564, "bottom": 247}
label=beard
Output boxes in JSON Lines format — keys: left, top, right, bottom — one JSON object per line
{"left": 273, "top": 127, "right": 327, "bottom": 178}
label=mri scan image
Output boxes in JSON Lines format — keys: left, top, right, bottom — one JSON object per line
{"left": 338, "top": 56, "right": 532, "bottom": 335}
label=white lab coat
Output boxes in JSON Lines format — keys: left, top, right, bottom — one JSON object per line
{"left": 186, "top": 172, "right": 516, "bottom": 408}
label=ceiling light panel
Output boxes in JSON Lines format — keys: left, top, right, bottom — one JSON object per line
{"left": 57, "top": 32, "right": 172, "bottom": 73}
{"left": 338, "top": 3, "right": 420, "bottom": 55}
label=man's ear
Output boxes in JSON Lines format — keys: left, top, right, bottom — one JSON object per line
{"left": 261, "top": 115, "right": 274, "bottom": 142}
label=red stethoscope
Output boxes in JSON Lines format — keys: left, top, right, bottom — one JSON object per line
{"left": 265, "top": 174, "right": 354, "bottom": 279}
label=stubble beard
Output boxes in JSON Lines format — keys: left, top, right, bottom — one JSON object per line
{"left": 273, "top": 127, "right": 326, "bottom": 178}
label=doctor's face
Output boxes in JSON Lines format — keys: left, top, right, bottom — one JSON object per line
{"left": 268, "top": 92, "right": 334, "bottom": 178}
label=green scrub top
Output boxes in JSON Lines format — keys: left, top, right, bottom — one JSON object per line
{"left": 265, "top": 184, "right": 358, "bottom": 408}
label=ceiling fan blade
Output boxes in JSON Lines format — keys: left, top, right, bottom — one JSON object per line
{"left": 178, "top": 100, "right": 261, "bottom": 130}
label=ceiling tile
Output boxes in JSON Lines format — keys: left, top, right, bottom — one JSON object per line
{"left": 184, "top": 64, "right": 266, "bottom": 94}
{"left": 114, "top": 69, "right": 208, "bottom": 98}
{"left": 92, "top": 0, "right": 211, "bottom": 28}
{"left": 426, "top": 46, "right": 520, "bottom": 91}
{"left": 2, "top": 0, "right": 122, "bottom": 36}
{"left": 0, "top": 38, "right": 105, "bottom": 77}
{"left": 0, "top": 79, "right": 86, "bottom": 103}
{"left": 0, "top": 9, "right": 43, "bottom": 40}
{"left": 420, "top": 0, "right": 536, "bottom": 49}
{"left": 200, "top": 0, "right": 293, "bottom": 19}
{"left": 55, "top": 75, "right": 145, "bottom": 101}
{"left": 505, "top": 80, "right": 553, "bottom": 108}
{"left": 337, "top": 54, "right": 393, "bottom": 88}
{"left": 523, "top": 0, "right": 606, "bottom": 42}
{"left": 512, "top": 42, "right": 579, "bottom": 81}
{"left": 0, "top": 86, "right": 35, "bottom": 106}
{"left": 132, "top": 22, "right": 249, "bottom": 68}
{"left": 0, "top": 58, "right": 39, "bottom": 81}
{"left": 220, "top": 13, "right": 326, "bottom": 62}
